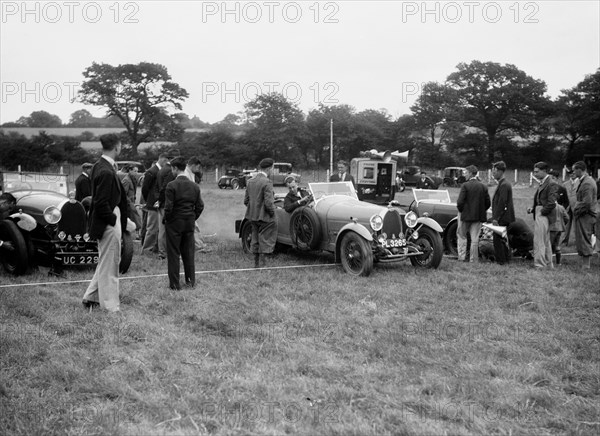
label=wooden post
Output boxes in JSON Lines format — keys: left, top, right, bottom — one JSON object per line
{"left": 215, "top": 167, "right": 218, "bottom": 182}
{"left": 514, "top": 169, "right": 518, "bottom": 184}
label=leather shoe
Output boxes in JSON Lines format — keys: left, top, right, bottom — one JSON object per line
{"left": 82, "top": 300, "right": 100, "bottom": 310}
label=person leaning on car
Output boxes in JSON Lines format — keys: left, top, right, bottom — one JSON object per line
{"left": 283, "top": 175, "right": 312, "bottom": 213}
{"left": 244, "top": 158, "right": 277, "bottom": 268}
{"left": 456, "top": 165, "right": 491, "bottom": 263}
{"left": 75, "top": 162, "right": 93, "bottom": 202}
{"left": 491, "top": 161, "right": 515, "bottom": 264}
{"left": 82, "top": 133, "right": 129, "bottom": 313}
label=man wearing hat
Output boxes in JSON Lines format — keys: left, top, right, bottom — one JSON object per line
{"left": 572, "top": 161, "right": 597, "bottom": 269}
{"left": 457, "top": 165, "right": 491, "bottom": 262}
{"left": 244, "top": 158, "right": 277, "bottom": 268}
{"left": 284, "top": 175, "right": 312, "bottom": 213}
{"left": 75, "top": 163, "right": 93, "bottom": 202}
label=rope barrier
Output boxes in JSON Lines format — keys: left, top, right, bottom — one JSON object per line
{"left": 0, "top": 263, "right": 336, "bottom": 289}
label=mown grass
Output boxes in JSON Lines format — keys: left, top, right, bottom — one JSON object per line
{"left": 1, "top": 185, "right": 598, "bottom": 435}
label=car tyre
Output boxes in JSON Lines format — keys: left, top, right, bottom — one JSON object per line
{"left": 444, "top": 220, "right": 472, "bottom": 258}
{"left": 0, "top": 219, "right": 29, "bottom": 275}
{"left": 340, "top": 231, "right": 373, "bottom": 276}
{"left": 289, "top": 207, "right": 322, "bottom": 250}
{"left": 231, "top": 179, "right": 240, "bottom": 190}
{"left": 409, "top": 226, "right": 443, "bottom": 269}
{"left": 119, "top": 231, "right": 134, "bottom": 274}
{"left": 240, "top": 220, "right": 253, "bottom": 254}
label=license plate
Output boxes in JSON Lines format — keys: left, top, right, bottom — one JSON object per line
{"left": 60, "top": 254, "right": 99, "bottom": 265}
{"left": 382, "top": 238, "right": 406, "bottom": 248}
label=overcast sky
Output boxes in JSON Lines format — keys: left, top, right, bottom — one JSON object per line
{"left": 1, "top": 1, "right": 598, "bottom": 125}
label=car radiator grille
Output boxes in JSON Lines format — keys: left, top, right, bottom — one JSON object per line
{"left": 382, "top": 210, "right": 403, "bottom": 238}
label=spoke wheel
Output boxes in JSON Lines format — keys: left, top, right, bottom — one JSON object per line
{"left": 0, "top": 219, "right": 29, "bottom": 275}
{"left": 240, "top": 220, "right": 252, "bottom": 254}
{"left": 231, "top": 179, "right": 240, "bottom": 190}
{"left": 410, "top": 226, "right": 443, "bottom": 268}
{"left": 119, "top": 231, "right": 134, "bottom": 274}
{"left": 340, "top": 232, "right": 373, "bottom": 276}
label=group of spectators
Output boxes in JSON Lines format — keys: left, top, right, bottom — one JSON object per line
{"left": 79, "top": 134, "right": 207, "bottom": 312}
{"left": 457, "top": 161, "right": 599, "bottom": 270}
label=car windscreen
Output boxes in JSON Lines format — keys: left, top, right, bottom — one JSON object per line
{"left": 2, "top": 172, "right": 69, "bottom": 196}
{"left": 412, "top": 189, "right": 451, "bottom": 203}
{"left": 308, "top": 182, "right": 357, "bottom": 200}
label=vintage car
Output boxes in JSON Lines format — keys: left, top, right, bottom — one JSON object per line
{"left": 406, "top": 189, "right": 492, "bottom": 256}
{"left": 235, "top": 182, "right": 444, "bottom": 276}
{"left": 0, "top": 171, "right": 133, "bottom": 276}
{"left": 442, "top": 167, "right": 467, "bottom": 187}
{"left": 271, "top": 163, "right": 301, "bottom": 186}
{"left": 396, "top": 166, "right": 443, "bottom": 190}
{"left": 218, "top": 168, "right": 253, "bottom": 190}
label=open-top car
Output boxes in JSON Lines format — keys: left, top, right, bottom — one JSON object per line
{"left": 407, "top": 189, "right": 491, "bottom": 256}
{"left": 0, "top": 171, "right": 133, "bottom": 276}
{"left": 235, "top": 181, "right": 444, "bottom": 276}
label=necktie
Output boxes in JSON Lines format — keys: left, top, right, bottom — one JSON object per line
{"left": 338, "top": 172, "right": 342, "bottom": 180}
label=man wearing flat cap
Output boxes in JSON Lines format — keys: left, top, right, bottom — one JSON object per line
{"left": 75, "top": 163, "right": 93, "bottom": 202}
{"left": 244, "top": 158, "right": 277, "bottom": 268}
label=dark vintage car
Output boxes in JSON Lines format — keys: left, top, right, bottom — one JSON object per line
{"left": 218, "top": 168, "right": 251, "bottom": 190}
{"left": 442, "top": 167, "right": 467, "bottom": 187}
{"left": 396, "top": 166, "right": 443, "bottom": 190}
{"left": 271, "top": 163, "right": 301, "bottom": 186}
{"left": 0, "top": 172, "right": 133, "bottom": 276}
{"left": 235, "top": 182, "right": 444, "bottom": 276}
{"left": 406, "top": 189, "right": 492, "bottom": 256}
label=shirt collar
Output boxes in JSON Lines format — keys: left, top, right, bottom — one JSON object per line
{"left": 258, "top": 171, "right": 268, "bottom": 177}
{"left": 101, "top": 155, "right": 116, "bottom": 167}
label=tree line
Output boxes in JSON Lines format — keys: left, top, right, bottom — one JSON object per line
{"left": 1, "top": 60, "right": 598, "bottom": 171}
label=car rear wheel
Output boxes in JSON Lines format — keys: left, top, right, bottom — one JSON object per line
{"left": 231, "top": 179, "right": 240, "bottom": 190}
{"left": 119, "top": 231, "right": 134, "bottom": 274}
{"left": 0, "top": 219, "right": 29, "bottom": 275}
{"left": 340, "top": 232, "right": 373, "bottom": 276}
{"left": 409, "top": 226, "right": 443, "bottom": 268}
{"left": 240, "top": 220, "right": 252, "bottom": 254}
{"left": 444, "top": 220, "right": 472, "bottom": 258}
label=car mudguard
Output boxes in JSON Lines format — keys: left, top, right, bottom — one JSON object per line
{"left": 336, "top": 222, "right": 373, "bottom": 244}
{"left": 9, "top": 212, "right": 37, "bottom": 231}
{"left": 415, "top": 216, "right": 443, "bottom": 233}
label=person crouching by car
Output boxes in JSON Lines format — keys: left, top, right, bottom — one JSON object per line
{"left": 0, "top": 193, "right": 17, "bottom": 251}
{"left": 244, "top": 158, "right": 276, "bottom": 268}
{"left": 284, "top": 175, "right": 312, "bottom": 213}
{"left": 164, "top": 157, "right": 204, "bottom": 290}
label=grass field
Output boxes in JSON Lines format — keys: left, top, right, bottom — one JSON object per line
{"left": 1, "top": 184, "right": 599, "bottom": 435}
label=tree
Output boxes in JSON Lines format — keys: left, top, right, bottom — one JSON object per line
{"left": 16, "top": 111, "right": 63, "bottom": 127}
{"left": 78, "top": 62, "right": 189, "bottom": 155}
{"left": 447, "top": 61, "right": 549, "bottom": 164}
{"left": 410, "top": 82, "right": 463, "bottom": 155}
{"left": 243, "top": 93, "right": 306, "bottom": 163}
{"left": 68, "top": 109, "right": 93, "bottom": 127}
{"left": 552, "top": 69, "right": 600, "bottom": 164}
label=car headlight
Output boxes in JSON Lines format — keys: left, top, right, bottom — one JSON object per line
{"left": 405, "top": 211, "right": 418, "bottom": 228}
{"left": 370, "top": 214, "right": 383, "bottom": 231}
{"left": 43, "top": 206, "right": 62, "bottom": 224}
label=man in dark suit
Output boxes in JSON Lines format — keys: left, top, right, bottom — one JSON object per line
{"left": 141, "top": 153, "right": 168, "bottom": 255}
{"left": 491, "top": 161, "right": 515, "bottom": 264}
{"left": 527, "top": 161, "right": 559, "bottom": 268}
{"left": 82, "top": 134, "right": 128, "bottom": 312}
{"left": 284, "top": 175, "right": 312, "bottom": 213}
{"left": 457, "top": 165, "right": 491, "bottom": 262}
{"left": 164, "top": 157, "right": 203, "bottom": 290}
{"left": 329, "top": 160, "right": 355, "bottom": 188}
{"left": 416, "top": 172, "right": 435, "bottom": 190}
{"left": 244, "top": 158, "right": 276, "bottom": 268}
{"left": 75, "top": 163, "right": 93, "bottom": 202}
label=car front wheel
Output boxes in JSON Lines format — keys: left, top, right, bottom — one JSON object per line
{"left": 240, "top": 220, "right": 252, "bottom": 254}
{"left": 340, "top": 232, "right": 373, "bottom": 276}
{"left": 119, "top": 231, "right": 134, "bottom": 274}
{"left": 410, "top": 226, "right": 443, "bottom": 269}
{"left": 231, "top": 179, "right": 240, "bottom": 190}
{"left": 0, "top": 219, "right": 29, "bottom": 275}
